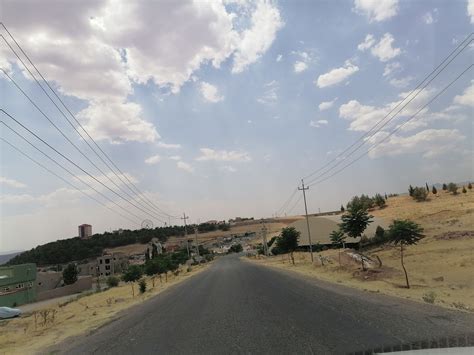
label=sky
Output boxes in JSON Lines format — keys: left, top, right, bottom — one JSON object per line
{"left": 1, "top": 0, "right": 473, "bottom": 252}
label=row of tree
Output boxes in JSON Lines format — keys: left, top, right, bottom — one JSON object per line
{"left": 341, "top": 193, "right": 387, "bottom": 212}
{"left": 409, "top": 182, "right": 471, "bottom": 201}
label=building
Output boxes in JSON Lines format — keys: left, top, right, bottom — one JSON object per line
{"left": 78, "top": 224, "right": 92, "bottom": 239}
{"left": 147, "top": 237, "right": 164, "bottom": 259}
{"left": 0, "top": 263, "right": 37, "bottom": 307}
{"left": 289, "top": 215, "right": 388, "bottom": 248}
{"left": 97, "top": 253, "right": 128, "bottom": 277}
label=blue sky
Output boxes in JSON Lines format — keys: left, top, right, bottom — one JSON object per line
{"left": 1, "top": 0, "right": 473, "bottom": 252}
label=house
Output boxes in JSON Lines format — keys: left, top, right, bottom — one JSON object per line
{"left": 97, "top": 253, "right": 128, "bottom": 277}
{"left": 0, "top": 263, "right": 37, "bottom": 307}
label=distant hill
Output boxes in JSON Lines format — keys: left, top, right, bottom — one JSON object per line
{"left": 0, "top": 251, "right": 23, "bottom": 265}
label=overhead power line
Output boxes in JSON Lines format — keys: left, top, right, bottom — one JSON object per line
{"left": 1, "top": 136, "right": 142, "bottom": 227}
{"left": 307, "top": 64, "right": 473, "bottom": 188}
{"left": 276, "top": 187, "right": 298, "bottom": 216}
{"left": 1, "top": 109, "right": 166, "bottom": 224}
{"left": 0, "top": 23, "right": 179, "bottom": 219}
{"left": 303, "top": 32, "right": 473, "bottom": 185}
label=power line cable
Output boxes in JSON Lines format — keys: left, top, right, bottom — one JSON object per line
{"left": 0, "top": 136, "right": 142, "bottom": 226}
{"left": 0, "top": 23, "right": 179, "bottom": 219}
{"left": 0, "top": 109, "right": 166, "bottom": 224}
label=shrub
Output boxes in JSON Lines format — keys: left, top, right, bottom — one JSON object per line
{"left": 468, "top": 182, "right": 472, "bottom": 190}
{"left": 462, "top": 186, "right": 467, "bottom": 194}
{"left": 138, "top": 279, "right": 147, "bottom": 294}
{"left": 408, "top": 185, "right": 414, "bottom": 196}
{"left": 122, "top": 265, "right": 143, "bottom": 282}
{"left": 447, "top": 183, "right": 458, "bottom": 195}
{"left": 431, "top": 186, "right": 437, "bottom": 195}
{"left": 442, "top": 183, "right": 447, "bottom": 191}
{"left": 63, "top": 263, "right": 78, "bottom": 285}
{"left": 374, "top": 193, "right": 386, "bottom": 208}
{"left": 412, "top": 187, "right": 428, "bottom": 202}
{"left": 374, "top": 225, "right": 385, "bottom": 241}
{"left": 329, "top": 229, "right": 346, "bottom": 248}
{"left": 106, "top": 276, "right": 119, "bottom": 288}
{"left": 422, "top": 291, "right": 436, "bottom": 304}
{"left": 340, "top": 205, "right": 345, "bottom": 212}
{"left": 228, "top": 244, "right": 243, "bottom": 254}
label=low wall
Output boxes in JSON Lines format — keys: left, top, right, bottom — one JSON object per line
{"left": 36, "top": 276, "right": 92, "bottom": 302}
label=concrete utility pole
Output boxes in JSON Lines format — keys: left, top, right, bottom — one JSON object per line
{"left": 261, "top": 221, "right": 268, "bottom": 256}
{"left": 298, "top": 179, "right": 314, "bottom": 263}
{"left": 194, "top": 227, "right": 200, "bottom": 257}
{"left": 181, "top": 213, "right": 190, "bottom": 258}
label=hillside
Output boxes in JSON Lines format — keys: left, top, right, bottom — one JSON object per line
{"left": 250, "top": 187, "right": 474, "bottom": 311}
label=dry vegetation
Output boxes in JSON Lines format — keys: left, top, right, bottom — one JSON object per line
{"left": 0, "top": 264, "right": 210, "bottom": 354}
{"left": 249, "top": 188, "right": 474, "bottom": 312}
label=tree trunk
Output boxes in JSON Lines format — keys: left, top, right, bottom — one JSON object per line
{"left": 290, "top": 251, "right": 295, "bottom": 265}
{"left": 159, "top": 274, "right": 162, "bottom": 284}
{"left": 152, "top": 276, "right": 155, "bottom": 288}
{"left": 165, "top": 272, "right": 168, "bottom": 282}
{"left": 400, "top": 244, "right": 410, "bottom": 288}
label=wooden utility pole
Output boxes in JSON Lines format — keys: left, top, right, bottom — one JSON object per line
{"left": 261, "top": 221, "right": 268, "bottom": 256}
{"left": 298, "top": 179, "right": 314, "bottom": 263}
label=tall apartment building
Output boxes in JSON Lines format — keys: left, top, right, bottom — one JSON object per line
{"left": 78, "top": 224, "right": 92, "bottom": 239}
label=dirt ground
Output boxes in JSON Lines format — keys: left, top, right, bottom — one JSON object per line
{"left": 0, "top": 263, "right": 210, "bottom": 354}
{"left": 248, "top": 188, "right": 474, "bottom": 312}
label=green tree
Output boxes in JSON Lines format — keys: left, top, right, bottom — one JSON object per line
{"left": 462, "top": 186, "right": 467, "bottom": 194}
{"left": 408, "top": 185, "right": 415, "bottom": 196}
{"left": 412, "top": 187, "right": 428, "bottom": 202}
{"left": 347, "top": 194, "right": 374, "bottom": 211}
{"left": 228, "top": 244, "right": 243, "bottom": 253}
{"left": 432, "top": 185, "right": 437, "bottom": 195}
{"left": 276, "top": 227, "right": 300, "bottom": 265}
{"left": 106, "top": 275, "right": 119, "bottom": 288}
{"left": 122, "top": 265, "right": 143, "bottom": 283}
{"left": 340, "top": 207, "right": 373, "bottom": 270}
{"left": 340, "top": 205, "right": 345, "bottom": 212}
{"left": 329, "top": 229, "right": 346, "bottom": 248}
{"left": 62, "top": 263, "right": 78, "bottom": 285}
{"left": 447, "top": 182, "right": 458, "bottom": 195}
{"left": 468, "top": 182, "right": 472, "bottom": 190}
{"left": 442, "top": 183, "right": 447, "bottom": 191}
{"left": 425, "top": 182, "right": 430, "bottom": 192}
{"left": 387, "top": 220, "right": 424, "bottom": 289}
{"left": 374, "top": 193, "right": 386, "bottom": 208}
{"left": 374, "top": 225, "right": 386, "bottom": 242}
{"left": 138, "top": 279, "right": 147, "bottom": 294}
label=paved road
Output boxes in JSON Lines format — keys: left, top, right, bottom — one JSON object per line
{"left": 56, "top": 255, "right": 474, "bottom": 354}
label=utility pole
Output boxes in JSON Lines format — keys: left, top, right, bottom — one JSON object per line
{"left": 194, "top": 227, "right": 200, "bottom": 257}
{"left": 261, "top": 221, "right": 268, "bottom": 256}
{"left": 181, "top": 213, "right": 190, "bottom": 258}
{"left": 298, "top": 179, "right": 314, "bottom": 263}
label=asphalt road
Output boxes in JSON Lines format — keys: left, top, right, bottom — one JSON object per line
{"left": 56, "top": 255, "right": 474, "bottom": 354}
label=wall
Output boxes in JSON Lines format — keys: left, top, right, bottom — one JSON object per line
{"left": 36, "top": 272, "right": 62, "bottom": 293}
{"left": 36, "top": 276, "right": 92, "bottom": 302}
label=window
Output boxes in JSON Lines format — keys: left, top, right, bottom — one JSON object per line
{"left": 105, "top": 258, "right": 110, "bottom": 264}
{"left": 105, "top": 265, "right": 111, "bottom": 270}
{"left": 99, "top": 259, "right": 103, "bottom": 264}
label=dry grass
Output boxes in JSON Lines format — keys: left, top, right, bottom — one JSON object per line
{"left": 0, "top": 264, "right": 210, "bottom": 354}
{"left": 249, "top": 189, "right": 474, "bottom": 312}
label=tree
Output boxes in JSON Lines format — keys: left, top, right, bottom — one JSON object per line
{"left": 387, "top": 220, "right": 424, "bottom": 289}
{"left": 228, "top": 244, "right": 243, "bottom": 253}
{"left": 468, "top": 182, "right": 472, "bottom": 190}
{"left": 138, "top": 279, "right": 147, "bottom": 294}
{"left": 62, "top": 263, "right": 78, "bottom": 285}
{"left": 432, "top": 186, "right": 437, "bottom": 195}
{"left": 374, "top": 193, "right": 386, "bottom": 208}
{"left": 329, "top": 229, "right": 346, "bottom": 248}
{"left": 106, "top": 276, "right": 119, "bottom": 288}
{"left": 425, "top": 182, "right": 430, "bottom": 192}
{"left": 340, "top": 205, "right": 345, "bottom": 212}
{"left": 447, "top": 182, "right": 458, "bottom": 195}
{"left": 347, "top": 194, "right": 374, "bottom": 211}
{"left": 412, "top": 187, "right": 428, "bottom": 202}
{"left": 374, "top": 225, "right": 386, "bottom": 242}
{"left": 340, "top": 207, "right": 373, "bottom": 270}
{"left": 408, "top": 185, "right": 414, "bottom": 197}
{"left": 276, "top": 227, "right": 300, "bottom": 265}
{"left": 442, "top": 183, "right": 447, "bottom": 191}
{"left": 384, "top": 193, "right": 388, "bottom": 200}
{"left": 462, "top": 186, "right": 467, "bottom": 194}
{"left": 122, "top": 265, "right": 142, "bottom": 283}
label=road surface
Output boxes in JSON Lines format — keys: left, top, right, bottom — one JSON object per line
{"left": 56, "top": 255, "right": 474, "bottom": 354}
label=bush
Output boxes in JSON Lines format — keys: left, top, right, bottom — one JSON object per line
{"left": 347, "top": 194, "right": 374, "bottom": 211}
{"left": 228, "top": 244, "right": 243, "bottom": 254}
{"left": 374, "top": 193, "right": 386, "bottom": 208}
{"left": 122, "top": 265, "right": 143, "bottom": 282}
{"left": 431, "top": 186, "right": 437, "bottom": 195}
{"left": 468, "top": 182, "right": 472, "bottom": 190}
{"left": 138, "top": 279, "right": 147, "bottom": 294}
{"left": 422, "top": 291, "right": 436, "bottom": 304}
{"left": 412, "top": 187, "right": 428, "bottom": 202}
{"left": 462, "top": 186, "right": 467, "bottom": 194}
{"left": 106, "top": 276, "right": 119, "bottom": 288}
{"left": 63, "top": 263, "right": 78, "bottom": 285}
{"left": 442, "top": 183, "right": 447, "bottom": 191}
{"left": 447, "top": 182, "right": 458, "bottom": 195}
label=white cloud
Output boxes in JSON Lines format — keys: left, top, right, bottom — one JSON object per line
{"left": 422, "top": 9, "right": 438, "bottom": 24}
{"left": 0, "top": 176, "right": 27, "bottom": 189}
{"left": 158, "top": 142, "right": 181, "bottom": 149}
{"left": 276, "top": 54, "right": 283, "bottom": 62}
{"left": 176, "top": 161, "right": 194, "bottom": 173}
{"left": 468, "top": 0, "right": 474, "bottom": 23}
{"left": 1, "top": 1, "right": 283, "bottom": 143}
{"left": 453, "top": 80, "right": 474, "bottom": 107}
{"left": 370, "top": 33, "right": 401, "bottom": 62}
{"left": 196, "top": 148, "right": 251, "bottom": 162}
{"left": 144, "top": 154, "right": 161, "bottom": 165}
{"left": 309, "top": 119, "right": 329, "bottom": 128}
{"left": 367, "top": 129, "right": 465, "bottom": 159}
{"left": 232, "top": 1, "right": 284, "bottom": 73}
{"left": 389, "top": 76, "right": 413, "bottom": 88}
{"left": 168, "top": 155, "right": 182, "bottom": 161}
{"left": 257, "top": 80, "right": 278, "bottom": 104}
{"left": 294, "top": 61, "right": 308, "bottom": 73}
{"left": 0, "top": 187, "right": 84, "bottom": 208}
{"left": 354, "top": 0, "right": 399, "bottom": 22}
{"left": 383, "top": 62, "right": 402, "bottom": 77}
{"left": 220, "top": 165, "right": 237, "bottom": 173}
{"left": 357, "top": 34, "right": 375, "bottom": 51}
{"left": 199, "top": 82, "right": 224, "bottom": 103}
{"left": 319, "top": 98, "right": 337, "bottom": 111}
{"left": 316, "top": 61, "right": 359, "bottom": 88}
